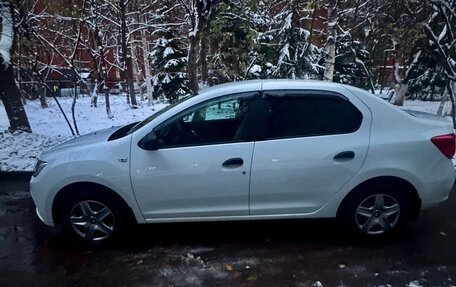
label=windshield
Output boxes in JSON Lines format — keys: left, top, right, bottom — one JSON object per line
{"left": 127, "top": 96, "right": 192, "bottom": 135}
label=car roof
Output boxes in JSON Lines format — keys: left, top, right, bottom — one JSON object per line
{"left": 199, "top": 79, "right": 346, "bottom": 96}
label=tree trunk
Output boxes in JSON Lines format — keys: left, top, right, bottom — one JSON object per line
{"left": 38, "top": 90, "right": 48, "bottom": 108}
{"left": 437, "top": 85, "right": 448, "bottom": 116}
{"left": 394, "top": 82, "right": 409, "bottom": 106}
{"left": 0, "top": 65, "right": 32, "bottom": 132}
{"left": 379, "top": 52, "right": 389, "bottom": 94}
{"left": 323, "top": 3, "right": 337, "bottom": 81}
{"left": 104, "top": 88, "right": 113, "bottom": 119}
{"left": 447, "top": 81, "right": 456, "bottom": 129}
{"left": 0, "top": 2, "right": 31, "bottom": 132}
{"left": 91, "top": 82, "right": 98, "bottom": 108}
{"left": 130, "top": 42, "right": 143, "bottom": 93}
{"left": 200, "top": 23, "right": 209, "bottom": 85}
{"left": 120, "top": 0, "right": 137, "bottom": 107}
{"left": 188, "top": 33, "right": 199, "bottom": 95}
{"left": 429, "top": 84, "right": 435, "bottom": 101}
{"left": 71, "top": 85, "right": 80, "bottom": 135}
{"left": 141, "top": 26, "right": 153, "bottom": 106}
{"left": 93, "top": 20, "right": 113, "bottom": 118}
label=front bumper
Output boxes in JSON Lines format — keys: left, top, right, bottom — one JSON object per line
{"left": 35, "top": 207, "right": 53, "bottom": 226}
{"left": 30, "top": 176, "right": 56, "bottom": 227}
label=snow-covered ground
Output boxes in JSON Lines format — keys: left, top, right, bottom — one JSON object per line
{"left": 0, "top": 95, "right": 453, "bottom": 171}
{"left": 0, "top": 94, "right": 167, "bottom": 171}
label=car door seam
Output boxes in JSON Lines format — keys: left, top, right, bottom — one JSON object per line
{"left": 247, "top": 141, "right": 256, "bottom": 215}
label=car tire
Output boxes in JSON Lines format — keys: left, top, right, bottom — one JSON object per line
{"left": 340, "top": 185, "right": 410, "bottom": 237}
{"left": 59, "top": 191, "right": 128, "bottom": 244}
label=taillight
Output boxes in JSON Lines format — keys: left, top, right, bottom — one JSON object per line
{"left": 431, "top": 134, "right": 456, "bottom": 159}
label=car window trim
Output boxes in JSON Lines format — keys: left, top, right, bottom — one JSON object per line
{"left": 262, "top": 89, "right": 349, "bottom": 101}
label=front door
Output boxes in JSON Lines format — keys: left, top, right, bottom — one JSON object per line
{"left": 130, "top": 92, "right": 259, "bottom": 219}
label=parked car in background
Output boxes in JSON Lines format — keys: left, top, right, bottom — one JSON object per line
{"left": 109, "top": 83, "right": 123, "bottom": 95}
{"left": 59, "top": 87, "right": 81, "bottom": 97}
{"left": 30, "top": 80, "right": 456, "bottom": 244}
{"left": 109, "top": 83, "right": 141, "bottom": 95}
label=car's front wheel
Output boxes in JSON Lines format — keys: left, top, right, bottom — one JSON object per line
{"left": 60, "top": 192, "right": 128, "bottom": 244}
{"left": 340, "top": 186, "right": 408, "bottom": 236}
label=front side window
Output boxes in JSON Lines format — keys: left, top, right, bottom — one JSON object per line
{"left": 265, "top": 91, "right": 363, "bottom": 139}
{"left": 155, "top": 92, "right": 258, "bottom": 148}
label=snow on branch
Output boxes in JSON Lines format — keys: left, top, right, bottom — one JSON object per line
{"left": 405, "top": 50, "right": 422, "bottom": 79}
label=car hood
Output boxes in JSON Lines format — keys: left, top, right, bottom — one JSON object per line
{"left": 41, "top": 126, "right": 119, "bottom": 158}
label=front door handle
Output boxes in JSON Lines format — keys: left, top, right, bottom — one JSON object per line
{"left": 334, "top": 151, "right": 355, "bottom": 161}
{"left": 222, "top": 158, "right": 244, "bottom": 168}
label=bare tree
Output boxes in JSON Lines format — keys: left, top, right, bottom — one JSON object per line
{"left": 84, "top": 0, "right": 115, "bottom": 118}
{"left": 424, "top": 0, "right": 456, "bottom": 125}
{"left": 118, "top": 0, "right": 138, "bottom": 107}
{"left": 180, "top": 0, "right": 219, "bottom": 95}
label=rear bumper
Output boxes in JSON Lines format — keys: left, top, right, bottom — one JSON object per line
{"left": 419, "top": 161, "right": 455, "bottom": 210}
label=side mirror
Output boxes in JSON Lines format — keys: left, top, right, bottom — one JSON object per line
{"left": 138, "top": 132, "right": 159, "bottom": 151}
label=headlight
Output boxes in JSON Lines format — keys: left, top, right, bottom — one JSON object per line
{"left": 33, "top": 159, "right": 47, "bottom": 177}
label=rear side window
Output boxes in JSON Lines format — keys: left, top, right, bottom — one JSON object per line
{"left": 265, "top": 91, "right": 362, "bottom": 139}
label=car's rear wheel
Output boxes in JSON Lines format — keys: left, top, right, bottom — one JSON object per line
{"left": 60, "top": 192, "right": 127, "bottom": 244}
{"left": 340, "top": 186, "right": 408, "bottom": 236}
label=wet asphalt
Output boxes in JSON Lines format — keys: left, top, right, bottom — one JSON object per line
{"left": 0, "top": 179, "right": 455, "bottom": 287}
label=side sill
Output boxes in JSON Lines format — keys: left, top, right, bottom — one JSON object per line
{"left": 143, "top": 213, "right": 334, "bottom": 224}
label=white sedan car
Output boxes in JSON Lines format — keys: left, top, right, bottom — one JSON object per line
{"left": 30, "top": 80, "right": 456, "bottom": 243}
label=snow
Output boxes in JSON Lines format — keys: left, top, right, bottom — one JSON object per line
{"left": 401, "top": 100, "right": 452, "bottom": 116}
{"left": 79, "top": 72, "right": 92, "bottom": 79}
{"left": 0, "top": 4, "right": 13, "bottom": 66}
{"left": 438, "top": 24, "right": 448, "bottom": 42}
{"left": 0, "top": 95, "right": 167, "bottom": 171}
{"left": 282, "top": 13, "right": 292, "bottom": 31}
{"left": 406, "top": 280, "right": 423, "bottom": 287}
{"left": 277, "top": 43, "right": 290, "bottom": 66}
{"left": 249, "top": 64, "right": 262, "bottom": 76}
{"left": 163, "top": 47, "right": 175, "bottom": 57}
{"left": 164, "top": 59, "right": 179, "bottom": 68}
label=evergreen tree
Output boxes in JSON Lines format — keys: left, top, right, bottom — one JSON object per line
{"left": 150, "top": 30, "right": 189, "bottom": 103}
{"left": 247, "top": 0, "right": 321, "bottom": 80}
{"left": 209, "top": 1, "right": 256, "bottom": 83}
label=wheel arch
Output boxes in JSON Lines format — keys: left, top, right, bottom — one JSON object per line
{"left": 52, "top": 181, "right": 137, "bottom": 225}
{"left": 337, "top": 176, "right": 421, "bottom": 220}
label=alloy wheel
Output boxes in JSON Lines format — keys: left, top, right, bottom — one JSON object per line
{"left": 355, "top": 194, "right": 400, "bottom": 235}
{"left": 69, "top": 200, "right": 115, "bottom": 242}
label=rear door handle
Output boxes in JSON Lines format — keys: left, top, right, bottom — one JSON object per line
{"left": 334, "top": 151, "right": 355, "bottom": 161}
{"left": 222, "top": 158, "right": 244, "bottom": 168}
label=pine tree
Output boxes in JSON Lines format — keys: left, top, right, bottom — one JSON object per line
{"left": 209, "top": 1, "right": 256, "bottom": 83}
{"left": 270, "top": 0, "right": 321, "bottom": 79}
{"left": 150, "top": 30, "right": 189, "bottom": 103}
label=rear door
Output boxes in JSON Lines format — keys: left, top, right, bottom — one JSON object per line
{"left": 249, "top": 89, "right": 371, "bottom": 215}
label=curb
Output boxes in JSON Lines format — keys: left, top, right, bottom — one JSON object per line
{"left": 0, "top": 172, "right": 33, "bottom": 181}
